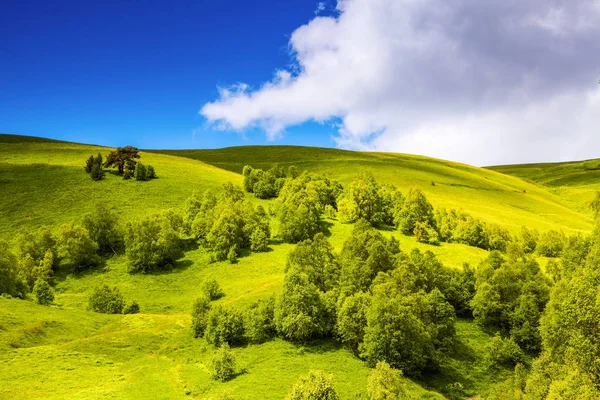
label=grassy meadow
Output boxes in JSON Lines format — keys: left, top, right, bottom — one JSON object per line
{"left": 0, "top": 134, "right": 595, "bottom": 399}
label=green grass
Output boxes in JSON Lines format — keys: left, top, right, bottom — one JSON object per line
{"left": 2, "top": 134, "right": 593, "bottom": 399}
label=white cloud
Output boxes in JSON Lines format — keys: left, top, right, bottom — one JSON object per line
{"left": 200, "top": 0, "right": 600, "bottom": 165}
{"left": 315, "top": 2, "right": 326, "bottom": 15}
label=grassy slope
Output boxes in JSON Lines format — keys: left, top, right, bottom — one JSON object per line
{"left": 0, "top": 135, "right": 585, "bottom": 399}
{"left": 152, "top": 146, "right": 593, "bottom": 233}
{"left": 488, "top": 158, "right": 600, "bottom": 214}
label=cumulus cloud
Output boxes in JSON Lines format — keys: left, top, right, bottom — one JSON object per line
{"left": 200, "top": 0, "right": 600, "bottom": 165}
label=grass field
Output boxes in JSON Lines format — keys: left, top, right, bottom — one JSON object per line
{"left": 1, "top": 134, "right": 596, "bottom": 399}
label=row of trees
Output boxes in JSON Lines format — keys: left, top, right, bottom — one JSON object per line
{"left": 84, "top": 146, "right": 157, "bottom": 181}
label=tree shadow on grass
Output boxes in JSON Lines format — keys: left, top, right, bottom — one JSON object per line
{"left": 291, "top": 338, "right": 346, "bottom": 355}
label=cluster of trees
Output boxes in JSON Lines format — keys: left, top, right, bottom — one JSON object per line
{"left": 191, "top": 222, "right": 472, "bottom": 377}
{"left": 483, "top": 229, "right": 600, "bottom": 399}
{"left": 184, "top": 183, "right": 270, "bottom": 262}
{"left": 242, "top": 164, "right": 294, "bottom": 199}
{"left": 84, "top": 146, "right": 156, "bottom": 181}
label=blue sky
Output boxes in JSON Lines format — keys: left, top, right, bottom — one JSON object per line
{"left": 1, "top": 0, "right": 599, "bottom": 164}
{"left": 0, "top": 0, "right": 336, "bottom": 149}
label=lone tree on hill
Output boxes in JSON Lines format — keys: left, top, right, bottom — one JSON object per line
{"left": 104, "top": 146, "right": 140, "bottom": 179}
{"left": 84, "top": 153, "right": 105, "bottom": 181}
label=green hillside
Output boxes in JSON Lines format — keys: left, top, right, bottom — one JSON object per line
{"left": 488, "top": 158, "right": 600, "bottom": 213}
{"left": 153, "top": 146, "right": 593, "bottom": 233}
{"left": 1, "top": 135, "right": 595, "bottom": 399}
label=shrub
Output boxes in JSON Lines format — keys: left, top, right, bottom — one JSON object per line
{"left": 323, "top": 205, "right": 337, "bottom": 220}
{"left": 414, "top": 221, "right": 440, "bottom": 245}
{"left": 205, "top": 306, "right": 245, "bottom": 346}
{"left": 227, "top": 246, "right": 237, "bottom": 264}
{"left": 202, "top": 279, "right": 224, "bottom": 301}
{"left": 123, "top": 300, "right": 140, "bottom": 314}
{"left": 191, "top": 296, "right": 211, "bottom": 338}
{"left": 250, "top": 228, "right": 270, "bottom": 252}
{"left": 124, "top": 214, "right": 180, "bottom": 273}
{"left": 56, "top": 223, "right": 99, "bottom": 270}
{"left": 367, "top": 361, "right": 407, "bottom": 400}
{"left": 134, "top": 162, "right": 147, "bottom": 181}
{"left": 146, "top": 165, "right": 156, "bottom": 179}
{"left": 209, "top": 343, "right": 237, "bottom": 382}
{"left": 286, "top": 370, "right": 339, "bottom": 400}
{"left": 33, "top": 279, "right": 54, "bottom": 306}
{"left": 88, "top": 285, "right": 125, "bottom": 314}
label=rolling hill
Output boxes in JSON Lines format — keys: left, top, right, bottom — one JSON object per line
{"left": 1, "top": 134, "right": 598, "bottom": 399}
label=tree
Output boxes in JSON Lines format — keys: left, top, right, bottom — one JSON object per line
{"left": 395, "top": 188, "right": 436, "bottom": 235}
{"left": 88, "top": 285, "right": 125, "bottom": 314}
{"left": 275, "top": 269, "right": 332, "bottom": 342}
{"left": 124, "top": 214, "right": 180, "bottom": 273}
{"left": 244, "top": 297, "right": 276, "bottom": 344}
{"left": 0, "top": 241, "right": 26, "bottom": 298}
{"left": 33, "top": 279, "right": 54, "bottom": 305}
{"left": 202, "top": 279, "right": 224, "bottom": 301}
{"left": 82, "top": 203, "right": 122, "bottom": 255}
{"left": 209, "top": 343, "right": 237, "bottom": 382}
{"left": 337, "top": 172, "right": 388, "bottom": 226}
{"left": 90, "top": 160, "right": 105, "bottom": 181}
{"left": 286, "top": 370, "right": 339, "bottom": 400}
{"left": 16, "top": 227, "right": 58, "bottom": 267}
{"left": 336, "top": 292, "right": 371, "bottom": 351}
{"left": 205, "top": 305, "right": 245, "bottom": 347}
{"left": 286, "top": 233, "right": 339, "bottom": 293}
{"left": 85, "top": 153, "right": 105, "bottom": 181}
{"left": 56, "top": 223, "right": 99, "bottom": 270}
{"left": 519, "top": 226, "right": 539, "bottom": 254}
{"left": 191, "top": 296, "right": 211, "bottom": 338}
{"left": 103, "top": 146, "right": 140, "bottom": 177}
{"left": 536, "top": 230, "right": 565, "bottom": 257}
{"left": 146, "top": 165, "right": 156, "bottom": 179}
{"left": 367, "top": 361, "right": 407, "bottom": 400}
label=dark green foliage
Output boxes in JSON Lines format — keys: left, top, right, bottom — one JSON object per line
{"left": 84, "top": 155, "right": 95, "bottom": 173}
{"left": 337, "top": 172, "right": 385, "bottom": 225}
{"left": 487, "top": 334, "right": 525, "bottom": 369}
{"left": 414, "top": 221, "right": 440, "bottom": 245}
{"left": 202, "top": 278, "right": 224, "bottom": 301}
{"left": 56, "top": 223, "right": 99, "bottom": 270}
{"left": 519, "top": 226, "right": 539, "bottom": 254}
{"left": 88, "top": 285, "right": 125, "bottom": 314}
{"left": 242, "top": 164, "right": 288, "bottom": 199}
{"left": 244, "top": 297, "right": 276, "bottom": 344}
{"left": 134, "top": 162, "right": 147, "bottom": 181}
{"left": 191, "top": 296, "right": 211, "bottom": 338}
{"left": 33, "top": 279, "right": 54, "bottom": 305}
{"left": 395, "top": 187, "right": 435, "bottom": 235}
{"left": 286, "top": 370, "right": 339, "bottom": 400}
{"left": 275, "top": 268, "right": 333, "bottom": 342}
{"left": 435, "top": 208, "right": 510, "bottom": 251}
{"left": 103, "top": 146, "right": 140, "bottom": 177}
{"left": 472, "top": 251, "right": 551, "bottom": 353}
{"left": 205, "top": 305, "right": 245, "bottom": 347}
{"left": 367, "top": 361, "right": 407, "bottom": 400}
{"left": 85, "top": 153, "right": 105, "bottom": 181}
{"left": 16, "top": 227, "right": 58, "bottom": 268}
{"left": 536, "top": 230, "right": 565, "bottom": 257}
{"left": 209, "top": 343, "right": 237, "bottom": 382}
{"left": 124, "top": 214, "right": 181, "bottom": 273}
{"left": 0, "top": 242, "right": 26, "bottom": 298}
{"left": 82, "top": 203, "right": 122, "bottom": 255}
{"left": 122, "top": 300, "right": 140, "bottom": 314}
{"left": 486, "top": 224, "right": 512, "bottom": 252}
{"left": 146, "top": 165, "right": 156, "bottom": 179}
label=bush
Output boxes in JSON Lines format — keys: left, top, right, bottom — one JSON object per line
{"left": 203, "top": 279, "right": 224, "bottom": 301}
{"left": 209, "top": 343, "right": 237, "bottom": 382}
{"left": 124, "top": 215, "right": 180, "bottom": 273}
{"left": 33, "top": 279, "right": 54, "bottom": 306}
{"left": 367, "top": 361, "right": 407, "bottom": 400}
{"left": 414, "top": 221, "right": 440, "bottom": 245}
{"left": 286, "top": 370, "right": 339, "bottom": 400}
{"left": 123, "top": 300, "right": 140, "bottom": 314}
{"left": 191, "top": 296, "right": 211, "bottom": 338}
{"left": 56, "top": 223, "right": 99, "bottom": 270}
{"left": 146, "top": 165, "right": 156, "bottom": 179}
{"left": 88, "top": 285, "right": 125, "bottom": 314}
{"left": 134, "top": 162, "right": 147, "bottom": 181}
{"left": 250, "top": 228, "right": 270, "bottom": 252}
{"left": 205, "top": 306, "right": 245, "bottom": 347}
{"left": 0, "top": 242, "right": 26, "bottom": 298}
{"left": 395, "top": 187, "right": 435, "bottom": 235}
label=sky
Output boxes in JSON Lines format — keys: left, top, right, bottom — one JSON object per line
{"left": 1, "top": 0, "right": 599, "bottom": 165}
